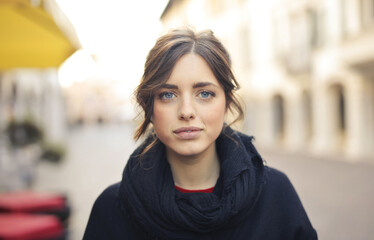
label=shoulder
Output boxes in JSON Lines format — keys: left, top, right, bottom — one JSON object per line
{"left": 94, "top": 182, "right": 120, "bottom": 207}
{"left": 265, "top": 167, "right": 292, "bottom": 188}
{"left": 88, "top": 182, "right": 121, "bottom": 219}
{"left": 84, "top": 183, "right": 136, "bottom": 239}
{"left": 262, "top": 166, "right": 301, "bottom": 204}
{"left": 256, "top": 167, "right": 318, "bottom": 239}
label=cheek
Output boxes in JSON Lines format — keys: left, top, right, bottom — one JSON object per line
{"left": 202, "top": 99, "right": 227, "bottom": 124}
{"left": 152, "top": 104, "right": 171, "bottom": 132}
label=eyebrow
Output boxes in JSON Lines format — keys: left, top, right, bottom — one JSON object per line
{"left": 193, "top": 82, "right": 218, "bottom": 88}
{"left": 160, "top": 83, "right": 178, "bottom": 89}
{"left": 159, "top": 82, "right": 218, "bottom": 89}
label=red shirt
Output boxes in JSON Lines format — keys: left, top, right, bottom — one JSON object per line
{"left": 175, "top": 185, "right": 214, "bottom": 193}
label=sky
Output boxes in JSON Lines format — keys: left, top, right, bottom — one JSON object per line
{"left": 55, "top": 0, "right": 169, "bottom": 97}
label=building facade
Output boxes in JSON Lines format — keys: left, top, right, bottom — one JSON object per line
{"left": 0, "top": 0, "right": 80, "bottom": 190}
{"left": 160, "top": 0, "right": 374, "bottom": 161}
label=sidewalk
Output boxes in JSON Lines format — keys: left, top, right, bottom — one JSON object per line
{"left": 32, "top": 123, "right": 374, "bottom": 240}
{"left": 259, "top": 148, "right": 374, "bottom": 240}
{"left": 32, "top": 123, "right": 138, "bottom": 240}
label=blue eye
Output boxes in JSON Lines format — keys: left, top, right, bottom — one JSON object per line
{"left": 160, "top": 92, "right": 175, "bottom": 100}
{"left": 199, "top": 91, "right": 214, "bottom": 99}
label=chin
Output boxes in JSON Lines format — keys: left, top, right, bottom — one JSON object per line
{"left": 176, "top": 149, "right": 203, "bottom": 157}
{"left": 171, "top": 142, "right": 212, "bottom": 157}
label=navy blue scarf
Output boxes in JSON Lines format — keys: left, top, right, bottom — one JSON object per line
{"left": 118, "top": 126, "right": 265, "bottom": 239}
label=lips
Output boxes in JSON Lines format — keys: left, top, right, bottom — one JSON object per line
{"left": 173, "top": 127, "right": 202, "bottom": 140}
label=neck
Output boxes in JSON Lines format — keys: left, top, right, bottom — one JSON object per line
{"left": 167, "top": 143, "right": 220, "bottom": 190}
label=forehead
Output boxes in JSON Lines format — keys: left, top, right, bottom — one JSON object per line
{"left": 165, "top": 53, "right": 219, "bottom": 86}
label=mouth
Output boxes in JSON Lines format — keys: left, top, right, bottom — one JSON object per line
{"left": 173, "top": 127, "right": 202, "bottom": 139}
{"left": 173, "top": 127, "right": 202, "bottom": 133}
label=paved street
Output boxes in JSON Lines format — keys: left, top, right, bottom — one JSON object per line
{"left": 33, "top": 123, "right": 139, "bottom": 240}
{"left": 33, "top": 123, "right": 374, "bottom": 240}
{"left": 260, "top": 149, "right": 374, "bottom": 240}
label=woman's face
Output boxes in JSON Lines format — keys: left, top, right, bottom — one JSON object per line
{"left": 152, "top": 53, "right": 227, "bottom": 158}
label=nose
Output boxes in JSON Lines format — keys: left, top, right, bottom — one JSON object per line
{"left": 178, "top": 97, "right": 196, "bottom": 120}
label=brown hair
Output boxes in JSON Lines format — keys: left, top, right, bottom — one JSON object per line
{"left": 134, "top": 28, "right": 243, "bottom": 141}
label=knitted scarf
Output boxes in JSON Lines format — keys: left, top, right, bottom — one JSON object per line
{"left": 118, "top": 126, "right": 266, "bottom": 239}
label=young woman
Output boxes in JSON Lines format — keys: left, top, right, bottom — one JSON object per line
{"left": 84, "top": 28, "right": 317, "bottom": 240}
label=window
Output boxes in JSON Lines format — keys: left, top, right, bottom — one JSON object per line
{"left": 338, "top": 87, "right": 346, "bottom": 132}
{"left": 308, "top": 7, "right": 326, "bottom": 47}
{"left": 12, "top": 82, "right": 17, "bottom": 104}
{"left": 360, "top": 0, "right": 374, "bottom": 27}
{"left": 272, "top": 12, "right": 288, "bottom": 61}
{"left": 302, "top": 91, "right": 313, "bottom": 140}
{"left": 240, "top": 26, "right": 251, "bottom": 68}
{"left": 288, "top": 11, "right": 312, "bottom": 74}
{"left": 273, "top": 95, "right": 285, "bottom": 141}
{"left": 0, "top": 74, "right": 2, "bottom": 100}
{"left": 340, "top": 0, "right": 348, "bottom": 37}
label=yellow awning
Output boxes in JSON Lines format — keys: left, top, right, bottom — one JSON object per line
{"left": 0, "top": 0, "right": 77, "bottom": 69}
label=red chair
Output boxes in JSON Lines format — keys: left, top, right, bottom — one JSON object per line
{"left": 0, "top": 191, "right": 70, "bottom": 225}
{"left": 0, "top": 213, "right": 64, "bottom": 240}
{"left": 0, "top": 191, "right": 70, "bottom": 239}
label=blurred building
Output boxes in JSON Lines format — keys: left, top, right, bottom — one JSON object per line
{"left": 0, "top": 0, "right": 80, "bottom": 190}
{"left": 160, "top": 0, "right": 374, "bottom": 161}
{"left": 0, "top": 69, "right": 66, "bottom": 142}
{"left": 0, "top": 0, "right": 80, "bottom": 143}
{"left": 63, "top": 79, "right": 135, "bottom": 125}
